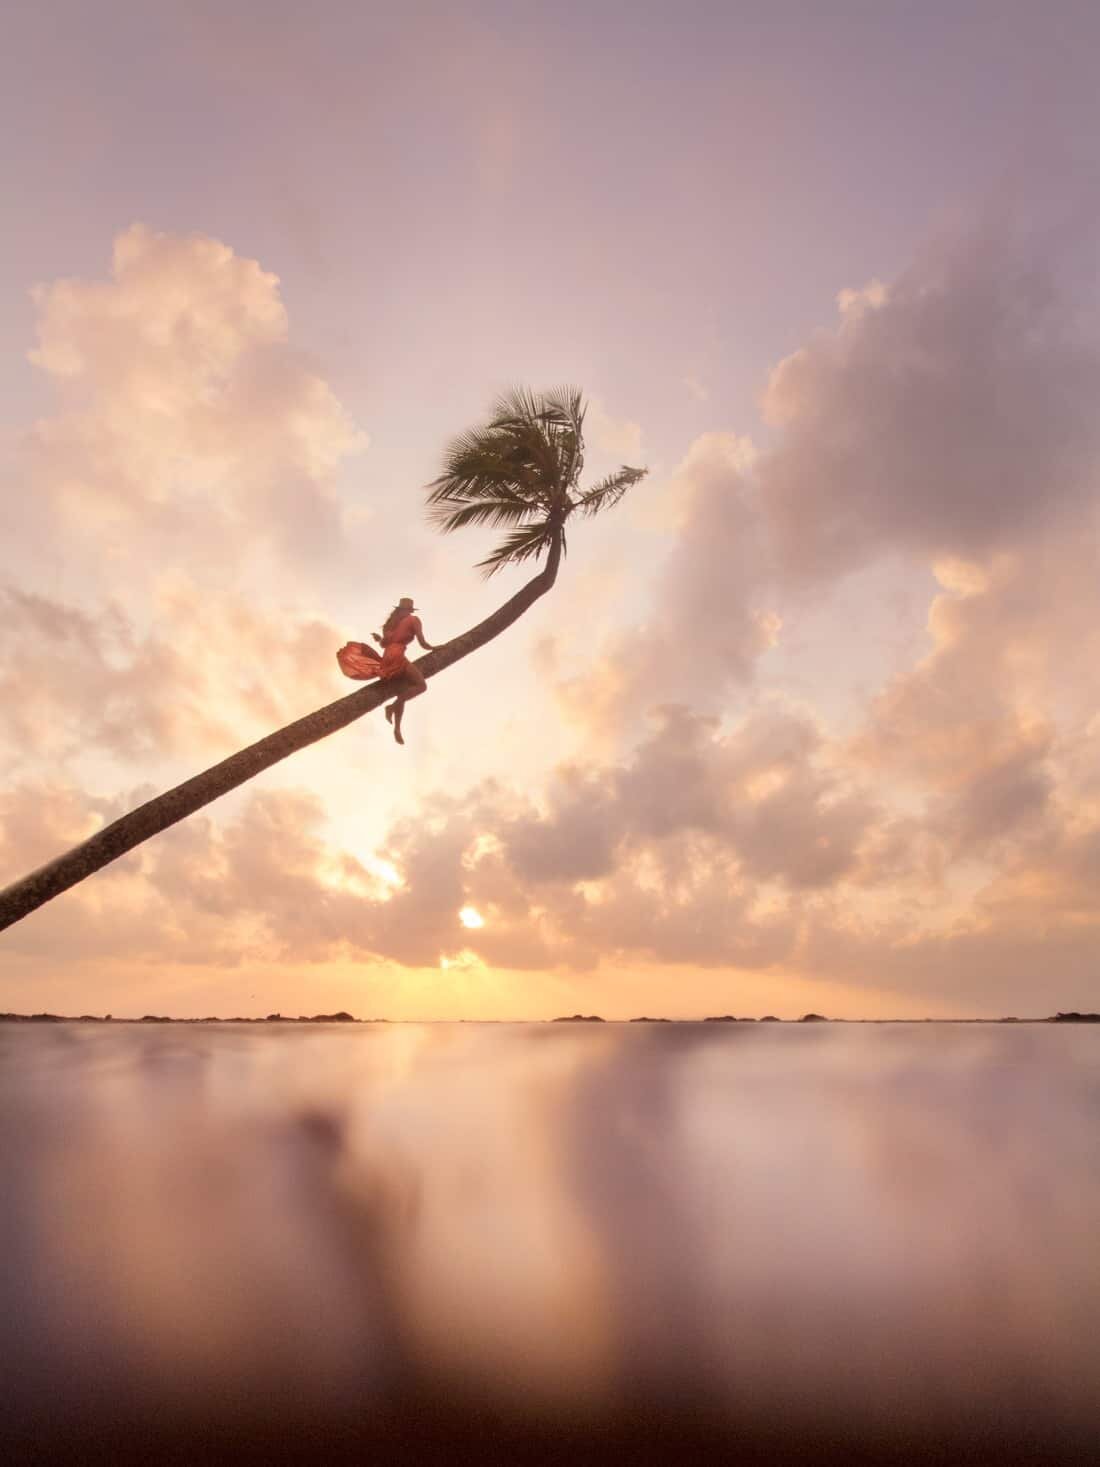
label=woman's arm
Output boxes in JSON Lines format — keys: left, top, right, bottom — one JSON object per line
{"left": 412, "top": 616, "right": 434, "bottom": 651}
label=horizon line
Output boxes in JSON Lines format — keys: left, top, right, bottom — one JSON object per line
{"left": 2, "top": 1011, "right": 1098, "bottom": 1026}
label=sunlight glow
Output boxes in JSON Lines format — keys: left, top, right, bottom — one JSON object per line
{"left": 744, "top": 769, "right": 788, "bottom": 802}
{"left": 459, "top": 905, "right": 485, "bottom": 929}
{"left": 440, "top": 949, "right": 485, "bottom": 972}
{"left": 462, "top": 832, "right": 504, "bottom": 869}
{"left": 318, "top": 851, "right": 404, "bottom": 899}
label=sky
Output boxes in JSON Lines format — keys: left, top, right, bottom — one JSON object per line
{"left": 3, "top": 0, "right": 1100, "bottom": 1019}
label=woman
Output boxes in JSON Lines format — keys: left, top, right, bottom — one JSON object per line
{"left": 336, "top": 597, "right": 435, "bottom": 745}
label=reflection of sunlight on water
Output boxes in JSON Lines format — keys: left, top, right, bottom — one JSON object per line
{"left": 356, "top": 1024, "right": 615, "bottom": 1403}
{"left": 2, "top": 1021, "right": 1099, "bottom": 1459}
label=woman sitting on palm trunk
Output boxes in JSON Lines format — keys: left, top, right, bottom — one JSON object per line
{"left": 337, "top": 596, "right": 435, "bottom": 745}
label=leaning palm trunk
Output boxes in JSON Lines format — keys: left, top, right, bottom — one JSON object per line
{"left": 0, "top": 535, "right": 562, "bottom": 934}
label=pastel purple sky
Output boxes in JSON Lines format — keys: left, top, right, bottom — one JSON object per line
{"left": 3, "top": 1, "right": 1100, "bottom": 1018}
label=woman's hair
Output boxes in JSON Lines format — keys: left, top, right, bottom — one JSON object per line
{"left": 381, "top": 605, "right": 407, "bottom": 640}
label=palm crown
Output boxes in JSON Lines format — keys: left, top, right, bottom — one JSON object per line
{"left": 426, "top": 386, "right": 647, "bottom": 575}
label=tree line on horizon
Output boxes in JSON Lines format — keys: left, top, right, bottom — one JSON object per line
{"left": 3, "top": 1011, "right": 1097, "bottom": 1024}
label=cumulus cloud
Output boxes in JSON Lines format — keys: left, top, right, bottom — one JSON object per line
{"left": 274, "top": 683, "right": 1100, "bottom": 1011}
{"left": 548, "top": 217, "right": 1100, "bottom": 761}
{"left": 854, "top": 529, "right": 1100, "bottom": 858}
{"left": 343, "top": 705, "right": 880, "bottom": 974}
{"left": 8, "top": 224, "right": 366, "bottom": 599}
{"left": 8, "top": 211, "right": 1100, "bottom": 1020}
{"left": 0, "top": 780, "right": 116, "bottom": 880}
{"left": 7, "top": 685, "right": 1100, "bottom": 1015}
{"left": 468, "top": 209, "right": 1100, "bottom": 1014}
{"left": 0, "top": 782, "right": 397, "bottom": 967}
{"left": 757, "top": 220, "right": 1100, "bottom": 580}
{"left": 548, "top": 433, "right": 780, "bottom": 740}
{"left": 0, "top": 226, "right": 387, "bottom": 986}
{"left": 0, "top": 225, "right": 376, "bottom": 830}
{"left": 0, "top": 583, "right": 349, "bottom": 774}
{"left": 4, "top": 702, "right": 872, "bottom": 974}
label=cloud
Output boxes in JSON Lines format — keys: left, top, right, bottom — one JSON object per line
{"left": 757, "top": 218, "right": 1100, "bottom": 580}
{"left": 0, "top": 781, "right": 395, "bottom": 967}
{"left": 853, "top": 528, "right": 1100, "bottom": 855}
{"left": 5, "top": 665, "right": 1100, "bottom": 1016}
{"left": 585, "top": 398, "right": 644, "bottom": 461}
{"left": 9, "top": 224, "right": 367, "bottom": 599}
{"left": 475, "top": 208, "right": 1100, "bottom": 1013}
{"left": 355, "top": 704, "right": 880, "bottom": 973}
{"left": 548, "top": 432, "right": 779, "bottom": 741}
{"left": 545, "top": 212, "right": 1100, "bottom": 760}
{"left": 0, "top": 780, "right": 115, "bottom": 879}
{"left": 0, "top": 582, "right": 350, "bottom": 776}
{"left": 0, "top": 224, "right": 380, "bottom": 901}
{"left": 29, "top": 224, "right": 287, "bottom": 387}
{"left": 1, "top": 702, "right": 869, "bottom": 974}
{"left": 8, "top": 211, "right": 1100, "bottom": 1021}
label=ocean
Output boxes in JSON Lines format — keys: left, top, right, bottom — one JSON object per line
{"left": 2, "top": 1019, "right": 1097, "bottom": 1463}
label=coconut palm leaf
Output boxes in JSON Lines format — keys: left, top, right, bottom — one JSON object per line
{"left": 427, "top": 428, "right": 549, "bottom": 507}
{"left": 429, "top": 386, "right": 646, "bottom": 572}
{"left": 428, "top": 497, "right": 537, "bottom": 534}
{"left": 476, "top": 520, "right": 563, "bottom": 577}
{"left": 573, "top": 465, "right": 648, "bottom": 517}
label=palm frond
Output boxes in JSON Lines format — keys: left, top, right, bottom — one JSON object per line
{"left": 426, "top": 469, "right": 528, "bottom": 508}
{"left": 476, "top": 520, "right": 560, "bottom": 578}
{"left": 427, "top": 473, "right": 532, "bottom": 512}
{"left": 538, "top": 385, "right": 586, "bottom": 444}
{"left": 428, "top": 416, "right": 559, "bottom": 508}
{"left": 427, "top": 428, "right": 529, "bottom": 501}
{"left": 428, "top": 497, "right": 539, "bottom": 534}
{"left": 550, "top": 386, "right": 586, "bottom": 478}
{"left": 423, "top": 385, "right": 645, "bottom": 575}
{"left": 572, "top": 465, "right": 648, "bottom": 517}
{"left": 485, "top": 383, "right": 588, "bottom": 498}
{"left": 531, "top": 385, "right": 586, "bottom": 493}
{"left": 488, "top": 384, "right": 554, "bottom": 428}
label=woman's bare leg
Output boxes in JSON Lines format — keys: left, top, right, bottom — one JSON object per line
{"left": 387, "top": 667, "right": 427, "bottom": 746}
{"left": 391, "top": 698, "right": 407, "bottom": 745}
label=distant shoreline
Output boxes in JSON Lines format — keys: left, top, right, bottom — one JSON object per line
{"left": 2, "top": 1011, "right": 1097, "bottom": 1026}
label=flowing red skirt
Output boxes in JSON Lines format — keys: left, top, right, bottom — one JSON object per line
{"left": 336, "top": 641, "right": 409, "bottom": 681}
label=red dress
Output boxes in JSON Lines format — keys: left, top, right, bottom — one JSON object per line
{"left": 337, "top": 614, "right": 420, "bottom": 682}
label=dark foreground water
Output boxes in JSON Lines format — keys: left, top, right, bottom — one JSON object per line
{"left": 2, "top": 1020, "right": 1098, "bottom": 1464}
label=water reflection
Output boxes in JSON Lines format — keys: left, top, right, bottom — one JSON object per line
{"left": 2, "top": 1021, "right": 1098, "bottom": 1461}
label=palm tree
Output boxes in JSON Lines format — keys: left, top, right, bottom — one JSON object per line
{"left": 0, "top": 386, "right": 645, "bottom": 933}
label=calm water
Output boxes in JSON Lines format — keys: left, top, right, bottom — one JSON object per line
{"left": 2, "top": 1021, "right": 1098, "bottom": 1462}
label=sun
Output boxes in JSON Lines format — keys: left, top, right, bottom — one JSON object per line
{"left": 458, "top": 905, "right": 485, "bottom": 929}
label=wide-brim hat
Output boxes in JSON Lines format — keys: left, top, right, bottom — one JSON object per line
{"left": 398, "top": 596, "right": 417, "bottom": 610}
